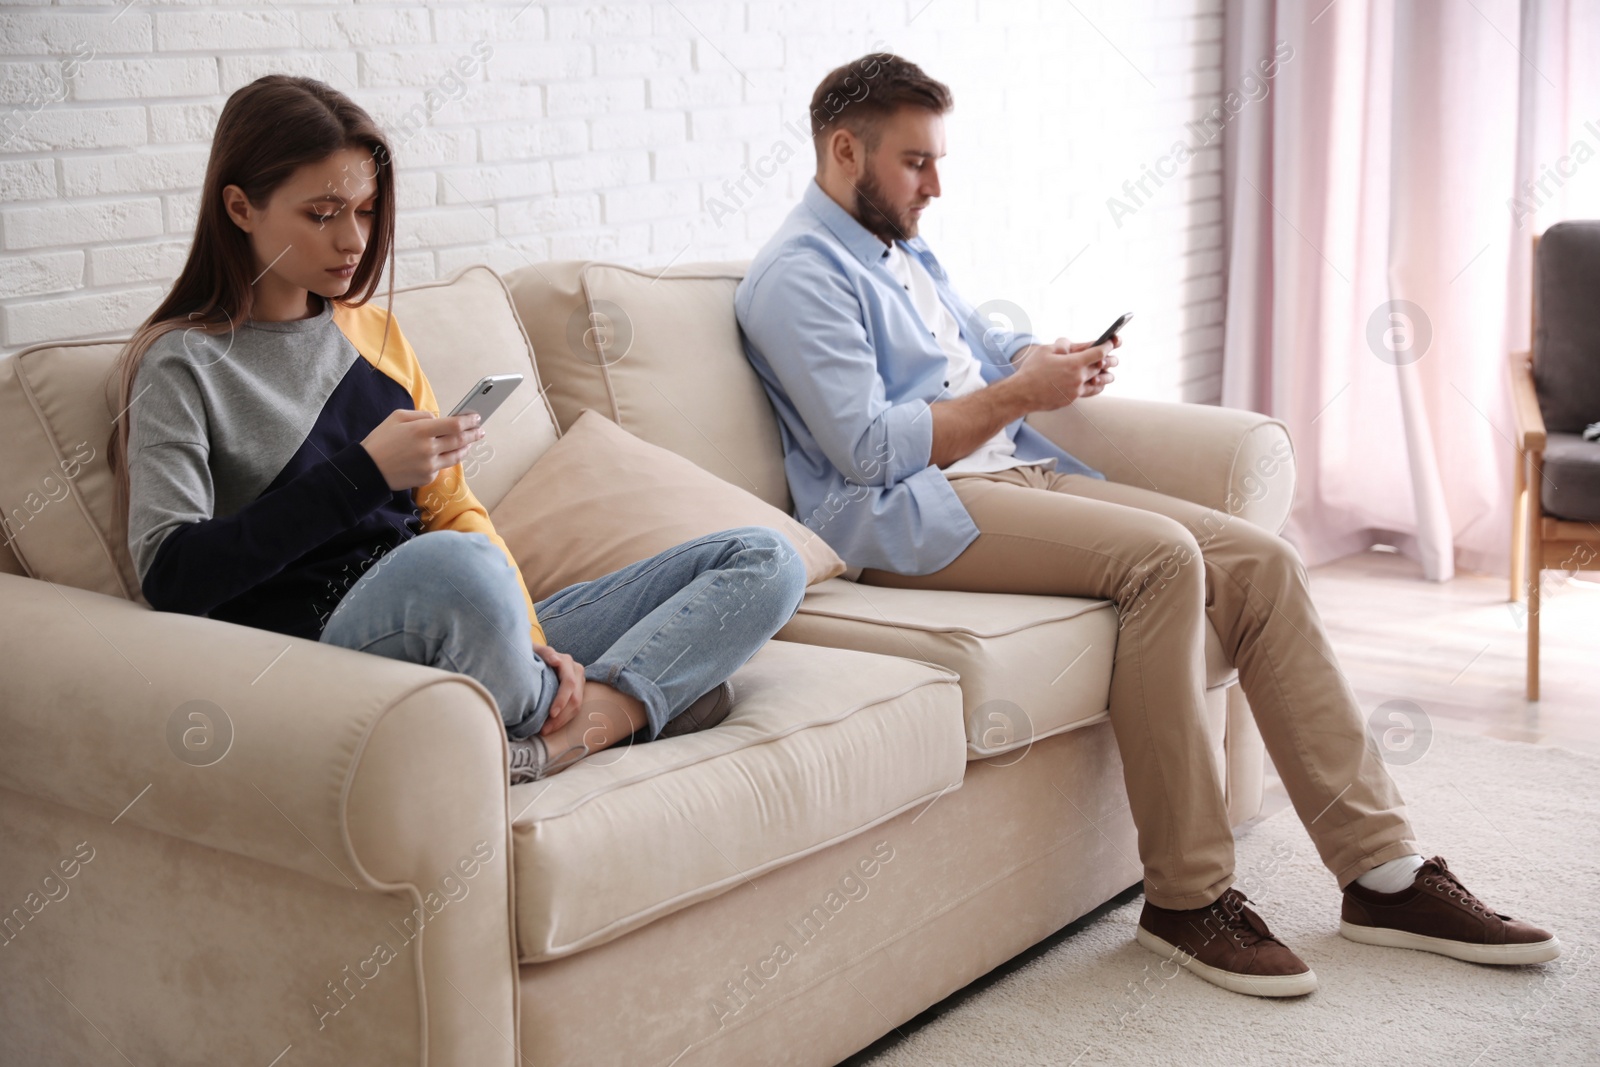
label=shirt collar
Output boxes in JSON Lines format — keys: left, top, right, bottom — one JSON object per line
{"left": 802, "top": 178, "right": 896, "bottom": 267}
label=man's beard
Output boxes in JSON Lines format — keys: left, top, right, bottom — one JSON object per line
{"left": 852, "top": 168, "right": 916, "bottom": 243}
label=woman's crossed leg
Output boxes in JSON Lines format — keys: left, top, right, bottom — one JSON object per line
{"left": 319, "top": 525, "right": 808, "bottom": 777}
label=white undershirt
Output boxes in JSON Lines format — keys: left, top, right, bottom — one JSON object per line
{"left": 881, "top": 243, "right": 1053, "bottom": 476}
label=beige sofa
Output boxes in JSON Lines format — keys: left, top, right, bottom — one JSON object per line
{"left": 0, "top": 261, "right": 1294, "bottom": 1066}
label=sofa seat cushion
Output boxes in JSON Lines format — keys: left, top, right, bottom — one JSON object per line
{"left": 1540, "top": 432, "right": 1600, "bottom": 522}
{"left": 777, "top": 580, "right": 1238, "bottom": 759}
{"left": 510, "top": 639, "right": 965, "bottom": 962}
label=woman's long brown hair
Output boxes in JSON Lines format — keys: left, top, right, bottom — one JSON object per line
{"left": 104, "top": 74, "right": 398, "bottom": 551}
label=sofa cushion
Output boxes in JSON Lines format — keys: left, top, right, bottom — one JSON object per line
{"left": 0, "top": 341, "right": 136, "bottom": 600}
{"left": 503, "top": 260, "right": 794, "bottom": 512}
{"left": 777, "top": 579, "right": 1239, "bottom": 759}
{"left": 385, "top": 265, "right": 560, "bottom": 513}
{"left": 1534, "top": 220, "right": 1600, "bottom": 436}
{"left": 1540, "top": 432, "right": 1600, "bottom": 522}
{"left": 491, "top": 409, "right": 843, "bottom": 601}
{"left": 0, "top": 264, "right": 558, "bottom": 600}
{"left": 510, "top": 639, "right": 965, "bottom": 962}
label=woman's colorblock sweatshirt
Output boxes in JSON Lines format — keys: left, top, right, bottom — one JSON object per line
{"left": 124, "top": 294, "right": 546, "bottom": 647}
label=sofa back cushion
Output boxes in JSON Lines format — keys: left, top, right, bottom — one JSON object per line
{"left": 0, "top": 264, "right": 558, "bottom": 600}
{"left": 503, "top": 260, "right": 793, "bottom": 513}
{"left": 1534, "top": 220, "right": 1600, "bottom": 435}
{"left": 0, "top": 341, "right": 135, "bottom": 600}
{"left": 386, "top": 265, "right": 560, "bottom": 511}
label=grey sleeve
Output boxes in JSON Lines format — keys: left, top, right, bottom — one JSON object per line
{"left": 125, "top": 343, "right": 214, "bottom": 584}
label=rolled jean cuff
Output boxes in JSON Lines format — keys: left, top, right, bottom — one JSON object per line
{"left": 504, "top": 655, "right": 560, "bottom": 740}
{"left": 584, "top": 661, "right": 670, "bottom": 741}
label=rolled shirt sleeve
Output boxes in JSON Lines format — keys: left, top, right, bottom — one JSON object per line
{"left": 1001, "top": 329, "right": 1041, "bottom": 365}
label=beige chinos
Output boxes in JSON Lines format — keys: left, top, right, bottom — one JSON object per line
{"left": 857, "top": 464, "right": 1419, "bottom": 910}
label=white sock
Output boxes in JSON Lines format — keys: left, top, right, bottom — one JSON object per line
{"left": 1355, "top": 854, "right": 1425, "bottom": 894}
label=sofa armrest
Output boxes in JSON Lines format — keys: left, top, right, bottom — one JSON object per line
{"left": 0, "top": 572, "right": 520, "bottom": 1065}
{"left": 1026, "top": 395, "right": 1296, "bottom": 534}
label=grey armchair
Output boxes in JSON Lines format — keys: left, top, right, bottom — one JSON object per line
{"left": 1509, "top": 221, "right": 1600, "bottom": 700}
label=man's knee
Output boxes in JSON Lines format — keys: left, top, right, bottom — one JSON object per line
{"left": 1254, "top": 529, "right": 1308, "bottom": 588}
{"left": 1140, "top": 517, "right": 1205, "bottom": 586}
{"left": 1207, "top": 521, "right": 1308, "bottom": 608}
{"left": 1225, "top": 521, "right": 1302, "bottom": 572}
{"left": 1112, "top": 516, "right": 1203, "bottom": 625}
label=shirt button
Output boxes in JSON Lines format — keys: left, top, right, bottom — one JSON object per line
{"left": 943, "top": 380, "right": 950, "bottom": 387}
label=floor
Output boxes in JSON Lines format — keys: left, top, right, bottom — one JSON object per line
{"left": 1311, "top": 545, "right": 1599, "bottom": 752}
{"left": 1249, "top": 546, "right": 1600, "bottom": 824}
{"left": 841, "top": 546, "right": 1600, "bottom": 1065}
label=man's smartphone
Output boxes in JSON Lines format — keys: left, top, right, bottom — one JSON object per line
{"left": 447, "top": 374, "right": 524, "bottom": 424}
{"left": 1091, "top": 312, "right": 1133, "bottom": 349}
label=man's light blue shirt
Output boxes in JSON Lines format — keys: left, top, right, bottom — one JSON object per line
{"left": 735, "top": 178, "right": 1103, "bottom": 575}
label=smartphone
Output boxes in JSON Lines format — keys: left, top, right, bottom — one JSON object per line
{"left": 1091, "top": 312, "right": 1133, "bottom": 348}
{"left": 447, "top": 374, "right": 524, "bottom": 424}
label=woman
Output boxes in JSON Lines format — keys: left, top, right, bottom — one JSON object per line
{"left": 106, "top": 75, "right": 807, "bottom": 782}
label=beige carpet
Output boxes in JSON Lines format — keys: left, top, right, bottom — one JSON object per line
{"left": 856, "top": 731, "right": 1599, "bottom": 1066}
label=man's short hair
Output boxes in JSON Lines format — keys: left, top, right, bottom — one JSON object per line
{"left": 809, "top": 53, "right": 952, "bottom": 162}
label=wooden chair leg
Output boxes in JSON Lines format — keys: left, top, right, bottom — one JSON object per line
{"left": 1510, "top": 445, "right": 1526, "bottom": 601}
{"left": 1527, "top": 456, "right": 1543, "bottom": 702}
{"left": 1527, "top": 566, "right": 1541, "bottom": 701}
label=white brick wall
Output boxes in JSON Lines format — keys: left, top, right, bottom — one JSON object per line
{"left": 1, "top": 0, "right": 1228, "bottom": 402}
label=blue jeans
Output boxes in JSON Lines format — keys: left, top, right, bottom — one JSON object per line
{"left": 318, "top": 525, "right": 808, "bottom": 741}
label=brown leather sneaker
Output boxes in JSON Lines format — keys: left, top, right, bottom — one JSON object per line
{"left": 1341, "top": 855, "right": 1561, "bottom": 964}
{"left": 1137, "top": 887, "right": 1317, "bottom": 997}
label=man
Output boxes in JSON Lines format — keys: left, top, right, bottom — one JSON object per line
{"left": 734, "top": 53, "right": 1559, "bottom": 998}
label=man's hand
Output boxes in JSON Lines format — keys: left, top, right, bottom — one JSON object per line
{"left": 1007, "top": 335, "right": 1121, "bottom": 411}
{"left": 928, "top": 334, "right": 1121, "bottom": 468}
{"left": 534, "top": 643, "right": 587, "bottom": 735}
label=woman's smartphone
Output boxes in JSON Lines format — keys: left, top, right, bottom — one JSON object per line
{"left": 1091, "top": 312, "right": 1133, "bottom": 348}
{"left": 447, "top": 374, "right": 524, "bottom": 424}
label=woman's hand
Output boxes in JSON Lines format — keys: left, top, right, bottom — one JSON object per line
{"left": 360, "top": 408, "right": 485, "bottom": 491}
{"left": 533, "top": 643, "right": 586, "bottom": 735}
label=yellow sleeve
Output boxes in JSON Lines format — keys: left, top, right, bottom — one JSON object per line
{"left": 337, "top": 302, "right": 546, "bottom": 648}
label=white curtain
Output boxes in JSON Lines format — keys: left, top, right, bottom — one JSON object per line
{"left": 1221, "top": 0, "right": 1600, "bottom": 580}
